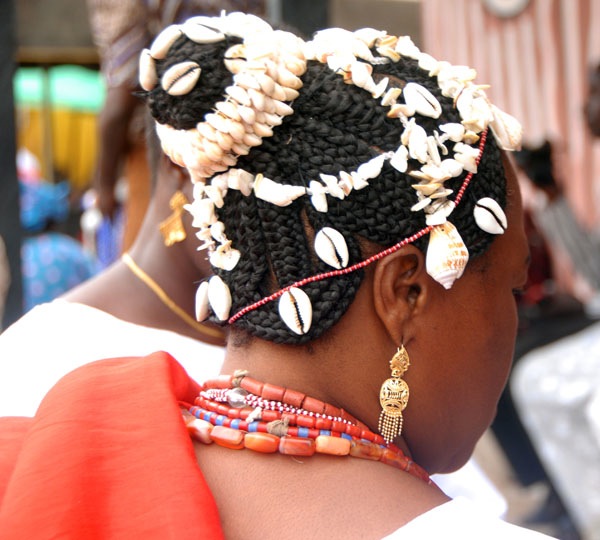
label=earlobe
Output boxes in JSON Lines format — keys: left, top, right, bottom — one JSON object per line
{"left": 372, "top": 246, "right": 428, "bottom": 343}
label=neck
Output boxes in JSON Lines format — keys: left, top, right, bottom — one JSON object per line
{"left": 220, "top": 281, "right": 410, "bottom": 456}
{"left": 187, "top": 367, "right": 431, "bottom": 484}
{"left": 126, "top": 233, "right": 225, "bottom": 344}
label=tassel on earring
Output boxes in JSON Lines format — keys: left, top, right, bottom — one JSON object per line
{"left": 159, "top": 190, "right": 189, "bottom": 246}
{"left": 378, "top": 345, "right": 410, "bottom": 444}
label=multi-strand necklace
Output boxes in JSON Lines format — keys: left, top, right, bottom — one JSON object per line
{"left": 182, "top": 371, "right": 431, "bottom": 484}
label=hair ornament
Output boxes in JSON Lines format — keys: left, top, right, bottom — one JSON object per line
{"left": 207, "top": 274, "right": 232, "bottom": 321}
{"left": 304, "top": 29, "right": 521, "bottom": 227}
{"left": 139, "top": 49, "right": 158, "bottom": 91}
{"left": 149, "top": 24, "right": 184, "bottom": 59}
{"left": 161, "top": 61, "right": 201, "bottom": 96}
{"left": 314, "top": 227, "right": 350, "bottom": 270}
{"left": 278, "top": 287, "right": 313, "bottom": 335}
{"left": 195, "top": 281, "right": 210, "bottom": 322}
{"left": 425, "top": 221, "right": 469, "bottom": 290}
{"left": 473, "top": 197, "right": 507, "bottom": 235}
{"left": 145, "top": 14, "right": 522, "bottom": 333}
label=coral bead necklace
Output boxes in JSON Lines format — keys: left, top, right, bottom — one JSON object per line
{"left": 181, "top": 371, "right": 432, "bottom": 485}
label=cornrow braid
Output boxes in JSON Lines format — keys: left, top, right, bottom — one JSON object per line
{"left": 141, "top": 14, "right": 520, "bottom": 345}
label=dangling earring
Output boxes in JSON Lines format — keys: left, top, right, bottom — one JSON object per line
{"left": 159, "top": 190, "right": 189, "bottom": 246}
{"left": 378, "top": 345, "right": 410, "bottom": 444}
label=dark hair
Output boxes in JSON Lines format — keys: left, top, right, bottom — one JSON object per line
{"left": 514, "top": 140, "right": 555, "bottom": 190}
{"left": 145, "top": 28, "right": 507, "bottom": 344}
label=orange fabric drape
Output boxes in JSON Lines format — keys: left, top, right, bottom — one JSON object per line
{"left": 0, "top": 352, "right": 224, "bottom": 539}
{"left": 422, "top": 0, "right": 600, "bottom": 228}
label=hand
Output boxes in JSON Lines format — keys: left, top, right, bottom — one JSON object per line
{"left": 94, "top": 183, "right": 118, "bottom": 218}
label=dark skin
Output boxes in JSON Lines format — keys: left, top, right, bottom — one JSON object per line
{"left": 64, "top": 155, "right": 225, "bottom": 346}
{"left": 93, "top": 86, "right": 140, "bottom": 218}
{"left": 193, "top": 156, "right": 530, "bottom": 538}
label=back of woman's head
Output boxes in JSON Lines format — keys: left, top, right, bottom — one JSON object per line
{"left": 141, "top": 13, "right": 522, "bottom": 344}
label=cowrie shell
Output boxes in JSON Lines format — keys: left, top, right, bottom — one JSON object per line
{"left": 474, "top": 197, "right": 507, "bottom": 235}
{"left": 243, "top": 132, "right": 262, "bottom": 147}
{"left": 315, "top": 227, "right": 349, "bottom": 269}
{"left": 253, "top": 174, "right": 305, "bottom": 206}
{"left": 285, "top": 56, "right": 307, "bottom": 76}
{"left": 207, "top": 275, "right": 232, "bottom": 321}
{"left": 139, "top": 49, "right": 158, "bottom": 91}
{"left": 234, "top": 72, "right": 261, "bottom": 90}
{"left": 215, "top": 101, "right": 241, "bottom": 121}
{"left": 282, "top": 87, "right": 300, "bottom": 101}
{"left": 161, "top": 61, "right": 201, "bottom": 96}
{"left": 181, "top": 20, "right": 225, "bottom": 44}
{"left": 225, "top": 85, "right": 251, "bottom": 106}
{"left": 490, "top": 104, "right": 522, "bottom": 151}
{"left": 150, "top": 25, "right": 183, "bottom": 59}
{"left": 210, "top": 247, "right": 241, "bottom": 271}
{"left": 402, "top": 82, "right": 442, "bottom": 119}
{"left": 195, "top": 281, "right": 210, "bottom": 321}
{"left": 253, "top": 122, "right": 273, "bottom": 138}
{"left": 238, "top": 106, "right": 256, "bottom": 125}
{"left": 273, "top": 100, "right": 293, "bottom": 117}
{"left": 278, "top": 287, "right": 312, "bottom": 335}
{"left": 276, "top": 67, "right": 303, "bottom": 89}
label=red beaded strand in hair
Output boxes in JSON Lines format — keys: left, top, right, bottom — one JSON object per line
{"left": 182, "top": 372, "right": 432, "bottom": 485}
{"left": 228, "top": 130, "right": 488, "bottom": 325}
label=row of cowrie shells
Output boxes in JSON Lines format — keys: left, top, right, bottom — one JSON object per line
{"left": 183, "top": 152, "right": 384, "bottom": 275}
{"left": 308, "top": 30, "right": 473, "bottom": 221}
{"left": 304, "top": 27, "right": 519, "bottom": 291}
{"left": 194, "top": 269, "right": 315, "bottom": 337}
{"left": 306, "top": 28, "right": 522, "bottom": 225}
{"left": 184, "top": 152, "right": 387, "bottom": 273}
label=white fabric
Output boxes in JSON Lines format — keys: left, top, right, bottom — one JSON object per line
{"left": 512, "top": 321, "right": 600, "bottom": 537}
{"left": 383, "top": 497, "right": 555, "bottom": 539}
{"left": 432, "top": 456, "right": 508, "bottom": 519}
{"left": 0, "top": 299, "right": 224, "bottom": 417}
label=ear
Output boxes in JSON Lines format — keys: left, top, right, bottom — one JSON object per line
{"left": 372, "top": 245, "right": 429, "bottom": 344}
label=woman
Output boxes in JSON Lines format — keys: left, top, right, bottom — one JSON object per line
{"left": 0, "top": 12, "right": 548, "bottom": 538}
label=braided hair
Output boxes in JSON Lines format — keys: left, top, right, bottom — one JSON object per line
{"left": 144, "top": 17, "right": 509, "bottom": 345}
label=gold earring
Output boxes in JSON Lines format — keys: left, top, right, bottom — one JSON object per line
{"left": 159, "top": 190, "right": 189, "bottom": 246}
{"left": 378, "top": 345, "right": 410, "bottom": 444}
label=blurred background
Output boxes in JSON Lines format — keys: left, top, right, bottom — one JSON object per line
{"left": 1, "top": 1, "right": 600, "bottom": 538}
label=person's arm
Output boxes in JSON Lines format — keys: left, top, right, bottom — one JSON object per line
{"left": 86, "top": 0, "right": 148, "bottom": 217}
{"left": 93, "top": 86, "right": 139, "bottom": 217}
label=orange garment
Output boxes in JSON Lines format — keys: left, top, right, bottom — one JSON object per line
{"left": 0, "top": 352, "right": 224, "bottom": 539}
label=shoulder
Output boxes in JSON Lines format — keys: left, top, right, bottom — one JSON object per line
{"left": 384, "top": 497, "right": 556, "bottom": 539}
